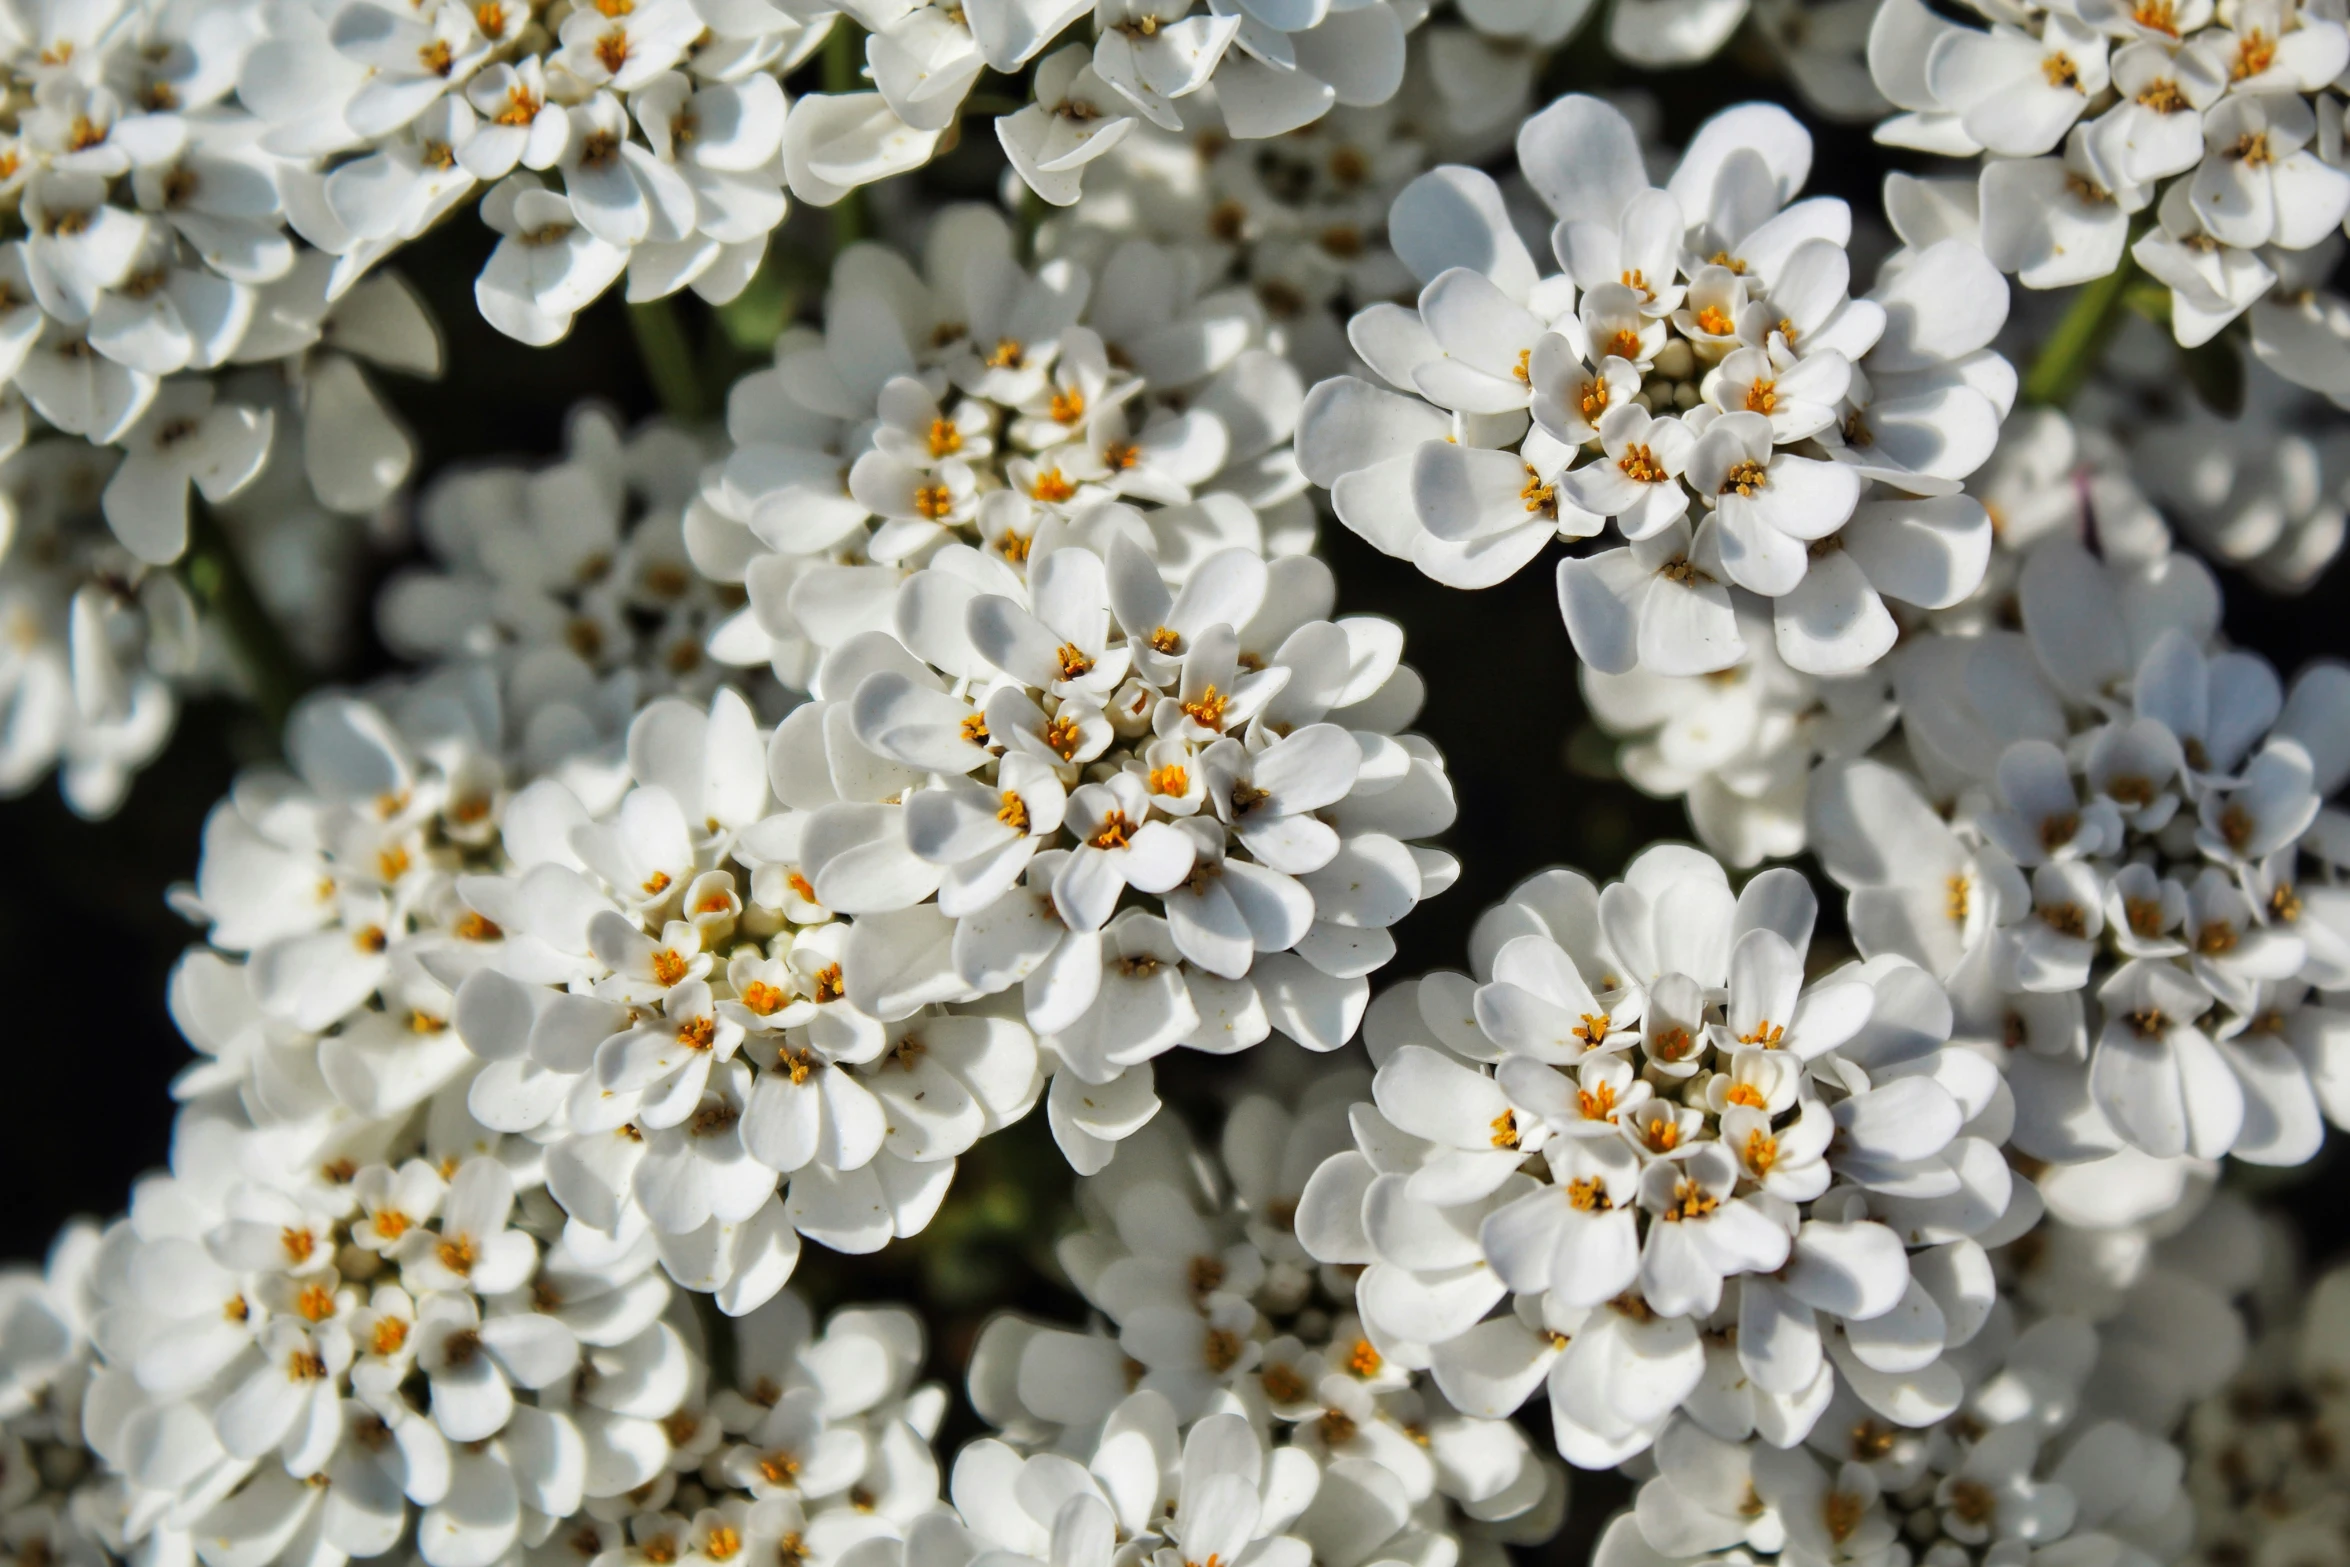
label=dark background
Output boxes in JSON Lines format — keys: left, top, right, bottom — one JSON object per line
{"left": 4, "top": 34, "right": 2343, "bottom": 1559}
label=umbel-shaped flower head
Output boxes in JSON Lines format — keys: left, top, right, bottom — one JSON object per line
{"left": 1296, "top": 845, "right": 2017, "bottom": 1467}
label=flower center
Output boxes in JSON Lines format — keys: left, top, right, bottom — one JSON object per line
{"left": 1522, "top": 468, "right": 1557, "bottom": 516}
{"left": 2040, "top": 902, "right": 2086, "bottom": 938}
{"left": 1619, "top": 443, "right": 1668, "bottom": 483}
{"left": 2233, "top": 28, "right": 2277, "bottom": 78}
{"left": 2042, "top": 50, "right": 2082, "bottom": 89}
{"left": 1720, "top": 459, "right": 1767, "bottom": 498}
{"left": 1661, "top": 1177, "right": 1718, "bottom": 1221}
{"left": 1948, "top": 1480, "right": 1997, "bottom": 1527}
{"left": 1183, "top": 685, "right": 1230, "bottom": 730}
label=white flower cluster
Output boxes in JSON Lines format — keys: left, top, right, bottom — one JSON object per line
{"left": 2085, "top": 320, "right": 2350, "bottom": 593}
{"left": 1035, "top": 74, "right": 1470, "bottom": 387}
{"left": 1807, "top": 534, "right": 2350, "bottom": 1177}
{"left": 975, "top": 0, "right": 1419, "bottom": 212}
{"left": 0, "top": 9, "right": 460, "bottom": 544}
{"left": 0, "top": 434, "right": 200, "bottom": 818}
{"left": 0, "top": 843, "right": 955, "bottom": 1567}
{"left": 1575, "top": 621, "right": 1899, "bottom": 869}
{"left": 1437, "top": 0, "right": 1884, "bottom": 86}
{"left": 1295, "top": 846, "right": 2031, "bottom": 1469}
{"left": 688, "top": 203, "right": 1319, "bottom": 690}
{"left": 225, "top": 0, "right": 1434, "bottom": 337}
{"left": 1867, "top": 0, "right": 2350, "bottom": 402}
{"left": 1595, "top": 1232, "right": 2208, "bottom": 1567}
{"left": 172, "top": 671, "right": 1019, "bottom": 1311}
{"left": 69, "top": 1141, "right": 947, "bottom": 1567}
{"left": 2179, "top": 1248, "right": 2350, "bottom": 1567}
{"left": 241, "top": 0, "right": 826, "bottom": 347}
{"left": 0, "top": 257, "right": 443, "bottom": 817}
{"left": 0, "top": 1223, "right": 113, "bottom": 1567}
{"left": 1297, "top": 93, "right": 2013, "bottom": 681}
{"left": 957, "top": 1095, "right": 1564, "bottom": 1567}
{"left": 378, "top": 405, "right": 744, "bottom": 704}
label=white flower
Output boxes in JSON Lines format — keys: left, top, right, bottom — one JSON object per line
{"left": 474, "top": 176, "right": 631, "bottom": 347}
{"left": 100, "top": 378, "right": 273, "bottom": 564}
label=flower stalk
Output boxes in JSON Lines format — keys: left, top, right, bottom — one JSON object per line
{"left": 628, "top": 296, "right": 711, "bottom": 423}
{"left": 2021, "top": 254, "right": 2139, "bottom": 408}
{"left": 185, "top": 501, "right": 307, "bottom": 739}
{"left": 824, "top": 22, "right": 872, "bottom": 249}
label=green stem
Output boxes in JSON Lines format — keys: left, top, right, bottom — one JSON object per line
{"left": 823, "top": 21, "right": 871, "bottom": 249}
{"left": 186, "top": 502, "right": 306, "bottom": 738}
{"left": 690, "top": 1291, "right": 738, "bottom": 1392}
{"left": 628, "top": 296, "right": 709, "bottom": 423}
{"left": 2021, "top": 255, "right": 2137, "bottom": 408}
